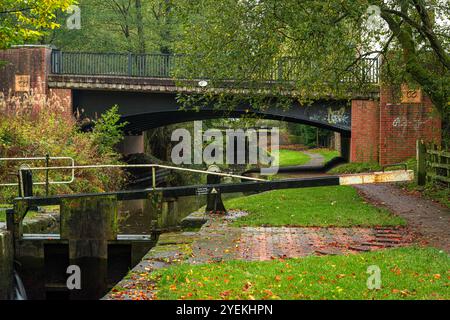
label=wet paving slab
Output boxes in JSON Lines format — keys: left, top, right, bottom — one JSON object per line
{"left": 192, "top": 212, "right": 413, "bottom": 262}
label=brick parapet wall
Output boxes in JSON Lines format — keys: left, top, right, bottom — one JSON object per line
{"left": 0, "top": 46, "right": 72, "bottom": 115}
{"left": 350, "top": 99, "right": 380, "bottom": 163}
{"left": 0, "top": 46, "right": 52, "bottom": 94}
{"left": 379, "top": 86, "right": 441, "bottom": 165}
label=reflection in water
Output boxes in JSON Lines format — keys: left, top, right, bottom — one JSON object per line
{"left": 13, "top": 270, "right": 27, "bottom": 300}
{"left": 118, "top": 195, "right": 207, "bottom": 234}
{"left": 118, "top": 193, "right": 245, "bottom": 234}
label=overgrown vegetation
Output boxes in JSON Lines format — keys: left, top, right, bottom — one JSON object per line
{"left": 0, "top": 91, "right": 126, "bottom": 203}
{"left": 328, "top": 162, "right": 383, "bottom": 174}
{"left": 92, "top": 105, "right": 127, "bottom": 155}
{"left": 400, "top": 158, "right": 450, "bottom": 208}
{"left": 151, "top": 247, "right": 449, "bottom": 300}
{"left": 225, "top": 186, "right": 405, "bottom": 227}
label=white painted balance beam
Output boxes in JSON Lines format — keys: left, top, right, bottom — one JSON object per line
{"left": 339, "top": 170, "right": 414, "bottom": 186}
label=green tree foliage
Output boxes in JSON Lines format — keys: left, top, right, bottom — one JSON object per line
{"left": 0, "top": 0, "right": 73, "bottom": 49}
{"left": 287, "top": 123, "right": 333, "bottom": 148}
{"left": 174, "top": 0, "right": 449, "bottom": 122}
{"left": 44, "top": 0, "right": 182, "bottom": 159}
{"left": 45, "top": 0, "right": 180, "bottom": 53}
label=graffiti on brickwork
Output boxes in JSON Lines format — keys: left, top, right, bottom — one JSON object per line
{"left": 327, "top": 107, "right": 349, "bottom": 125}
{"left": 308, "top": 104, "right": 351, "bottom": 128}
{"left": 392, "top": 116, "right": 408, "bottom": 128}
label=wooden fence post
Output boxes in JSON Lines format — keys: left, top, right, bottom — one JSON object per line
{"left": 416, "top": 140, "right": 427, "bottom": 186}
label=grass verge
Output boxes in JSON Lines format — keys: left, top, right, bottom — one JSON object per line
{"left": 225, "top": 186, "right": 405, "bottom": 227}
{"left": 151, "top": 247, "right": 449, "bottom": 300}
{"left": 276, "top": 149, "right": 311, "bottom": 167}
{"left": 309, "top": 148, "right": 340, "bottom": 163}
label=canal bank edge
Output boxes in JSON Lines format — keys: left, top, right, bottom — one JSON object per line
{"left": 104, "top": 230, "right": 200, "bottom": 300}
{"left": 0, "top": 213, "right": 59, "bottom": 300}
{"left": 104, "top": 211, "right": 208, "bottom": 300}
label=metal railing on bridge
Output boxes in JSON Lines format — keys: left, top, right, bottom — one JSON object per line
{"left": 50, "top": 51, "right": 380, "bottom": 84}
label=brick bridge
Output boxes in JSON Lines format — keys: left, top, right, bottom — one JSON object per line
{"left": 0, "top": 46, "right": 441, "bottom": 164}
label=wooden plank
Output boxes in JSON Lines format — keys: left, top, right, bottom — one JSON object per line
{"left": 339, "top": 170, "right": 414, "bottom": 186}
{"left": 427, "top": 173, "right": 450, "bottom": 184}
{"left": 427, "top": 162, "right": 450, "bottom": 170}
{"left": 426, "top": 149, "right": 450, "bottom": 157}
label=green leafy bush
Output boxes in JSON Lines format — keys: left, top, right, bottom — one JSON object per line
{"left": 92, "top": 105, "right": 127, "bottom": 155}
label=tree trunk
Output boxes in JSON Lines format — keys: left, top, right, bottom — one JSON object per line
{"left": 135, "top": 0, "right": 146, "bottom": 54}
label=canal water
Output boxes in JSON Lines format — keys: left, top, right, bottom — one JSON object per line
{"left": 118, "top": 195, "right": 207, "bottom": 234}
{"left": 117, "top": 192, "right": 245, "bottom": 234}
{"left": 12, "top": 190, "right": 243, "bottom": 299}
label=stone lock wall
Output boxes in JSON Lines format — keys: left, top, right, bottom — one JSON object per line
{"left": 0, "top": 231, "right": 13, "bottom": 300}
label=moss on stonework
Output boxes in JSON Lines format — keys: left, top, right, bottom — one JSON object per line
{"left": 60, "top": 195, "right": 118, "bottom": 240}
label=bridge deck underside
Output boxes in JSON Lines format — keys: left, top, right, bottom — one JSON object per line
{"left": 71, "top": 89, "right": 352, "bottom": 133}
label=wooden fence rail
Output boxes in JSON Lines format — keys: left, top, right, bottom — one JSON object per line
{"left": 416, "top": 140, "right": 450, "bottom": 186}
